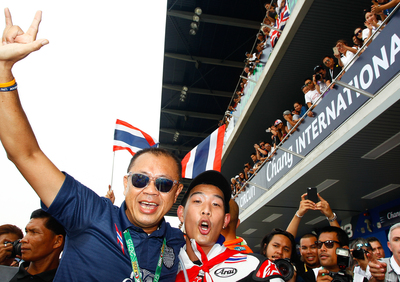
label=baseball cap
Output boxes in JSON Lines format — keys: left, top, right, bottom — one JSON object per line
{"left": 274, "top": 119, "right": 283, "bottom": 125}
{"left": 180, "top": 170, "right": 231, "bottom": 213}
{"left": 283, "top": 110, "right": 291, "bottom": 116}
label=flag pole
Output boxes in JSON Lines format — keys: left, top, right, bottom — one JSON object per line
{"left": 110, "top": 151, "right": 115, "bottom": 190}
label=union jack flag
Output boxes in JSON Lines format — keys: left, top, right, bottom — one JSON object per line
{"left": 270, "top": 0, "right": 290, "bottom": 48}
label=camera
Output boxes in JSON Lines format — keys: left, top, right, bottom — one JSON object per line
{"left": 326, "top": 248, "right": 352, "bottom": 282}
{"left": 4, "top": 239, "right": 22, "bottom": 258}
{"left": 328, "top": 271, "right": 353, "bottom": 282}
{"left": 274, "top": 258, "right": 295, "bottom": 281}
{"left": 315, "top": 73, "right": 322, "bottom": 81}
{"left": 352, "top": 248, "right": 367, "bottom": 260}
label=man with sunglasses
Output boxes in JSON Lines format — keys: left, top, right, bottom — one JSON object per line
{"left": 322, "top": 56, "right": 342, "bottom": 89}
{"left": 301, "top": 226, "right": 350, "bottom": 282}
{"left": 304, "top": 77, "right": 322, "bottom": 110}
{"left": 0, "top": 9, "right": 185, "bottom": 281}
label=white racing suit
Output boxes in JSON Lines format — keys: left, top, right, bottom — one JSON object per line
{"left": 176, "top": 239, "right": 286, "bottom": 282}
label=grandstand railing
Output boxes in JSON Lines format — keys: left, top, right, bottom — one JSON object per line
{"left": 231, "top": 4, "right": 400, "bottom": 214}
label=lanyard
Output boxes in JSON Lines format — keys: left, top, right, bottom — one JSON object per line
{"left": 123, "top": 230, "right": 166, "bottom": 282}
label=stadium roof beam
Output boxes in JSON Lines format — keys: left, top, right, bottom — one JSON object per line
{"left": 161, "top": 108, "right": 221, "bottom": 120}
{"left": 167, "top": 9, "right": 260, "bottom": 30}
{"left": 158, "top": 143, "right": 193, "bottom": 152}
{"left": 162, "top": 84, "right": 232, "bottom": 98}
{"left": 160, "top": 128, "right": 209, "bottom": 138}
{"left": 164, "top": 52, "right": 244, "bottom": 69}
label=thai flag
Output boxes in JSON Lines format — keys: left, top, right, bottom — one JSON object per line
{"left": 270, "top": 0, "right": 290, "bottom": 48}
{"left": 113, "top": 119, "right": 158, "bottom": 156}
{"left": 115, "top": 224, "right": 125, "bottom": 254}
{"left": 225, "top": 254, "right": 247, "bottom": 263}
{"left": 181, "top": 124, "right": 225, "bottom": 179}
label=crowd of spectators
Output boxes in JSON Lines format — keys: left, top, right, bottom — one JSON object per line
{"left": 229, "top": 0, "right": 394, "bottom": 198}
{"left": 2, "top": 4, "right": 400, "bottom": 282}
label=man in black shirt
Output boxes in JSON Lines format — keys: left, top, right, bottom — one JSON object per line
{"left": 9, "top": 209, "right": 65, "bottom": 282}
{"left": 322, "top": 56, "right": 342, "bottom": 89}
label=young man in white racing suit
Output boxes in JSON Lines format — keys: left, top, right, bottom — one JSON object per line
{"left": 176, "top": 170, "right": 286, "bottom": 282}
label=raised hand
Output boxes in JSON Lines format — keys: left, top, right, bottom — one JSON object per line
{"left": 0, "top": 8, "right": 48, "bottom": 67}
{"left": 297, "top": 192, "right": 317, "bottom": 217}
{"left": 368, "top": 253, "right": 387, "bottom": 282}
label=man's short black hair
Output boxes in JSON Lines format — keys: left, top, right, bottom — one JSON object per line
{"left": 301, "top": 233, "right": 317, "bottom": 241}
{"left": 127, "top": 148, "right": 182, "bottom": 181}
{"left": 31, "top": 209, "right": 66, "bottom": 237}
{"left": 323, "top": 55, "right": 334, "bottom": 60}
{"left": 366, "top": 236, "right": 382, "bottom": 245}
{"left": 0, "top": 224, "right": 23, "bottom": 239}
{"left": 318, "top": 226, "right": 349, "bottom": 247}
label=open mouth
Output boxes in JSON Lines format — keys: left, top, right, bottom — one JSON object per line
{"left": 198, "top": 220, "right": 211, "bottom": 235}
{"left": 139, "top": 201, "right": 158, "bottom": 210}
{"left": 305, "top": 256, "right": 316, "bottom": 261}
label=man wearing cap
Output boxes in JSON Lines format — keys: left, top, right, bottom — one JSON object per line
{"left": 176, "top": 170, "right": 286, "bottom": 282}
{"left": 283, "top": 110, "right": 300, "bottom": 134}
{"left": 272, "top": 119, "right": 287, "bottom": 143}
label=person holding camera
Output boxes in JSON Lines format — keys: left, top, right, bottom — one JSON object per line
{"left": 0, "top": 209, "right": 65, "bottom": 282}
{"left": 350, "top": 238, "right": 374, "bottom": 282}
{"left": 0, "top": 224, "right": 23, "bottom": 267}
{"left": 313, "top": 65, "right": 330, "bottom": 96}
{"left": 286, "top": 193, "right": 340, "bottom": 277}
{"left": 301, "top": 226, "right": 352, "bottom": 282}
{"left": 260, "top": 228, "right": 299, "bottom": 282}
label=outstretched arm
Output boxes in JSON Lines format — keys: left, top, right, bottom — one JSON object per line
{"left": 286, "top": 193, "right": 316, "bottom": 237}
{"left": 0, "top": 8, "right": 65, "bottom": 207}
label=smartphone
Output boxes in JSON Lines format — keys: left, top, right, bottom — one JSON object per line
{"left": 307, "top": 187, "right": 318, "bottom": 203}
{"left": 333, "top": 47, "right": 339, "bottom": 56}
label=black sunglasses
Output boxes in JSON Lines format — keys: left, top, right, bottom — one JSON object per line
{"left": 128, "top": 172, "right": 178, "bottom": 193}
{"left": 315, "top": 240, "right": 340, "bottom": 249}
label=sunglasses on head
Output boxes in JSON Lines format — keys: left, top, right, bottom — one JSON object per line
{"left": 128, "top": 172, "right": 178, "bottom": 193}
{"left": 355, "top": 242, "right": 371, "bottom": 250}
{"left": 315, "top": 240, "right": 340, "bottom": 249}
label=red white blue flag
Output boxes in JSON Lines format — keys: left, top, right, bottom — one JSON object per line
{"left": 113, "top": 119, "right": 158, "bottom": 156}
{"left": 270, "top": 0, "right": 290, "bottom": 48}
{"left": 181, "top": 125, "right": 225, "bottom": 179}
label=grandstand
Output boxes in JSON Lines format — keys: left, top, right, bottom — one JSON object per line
{"left": 159, "top": 0, "right": 400, "bottom": 254}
